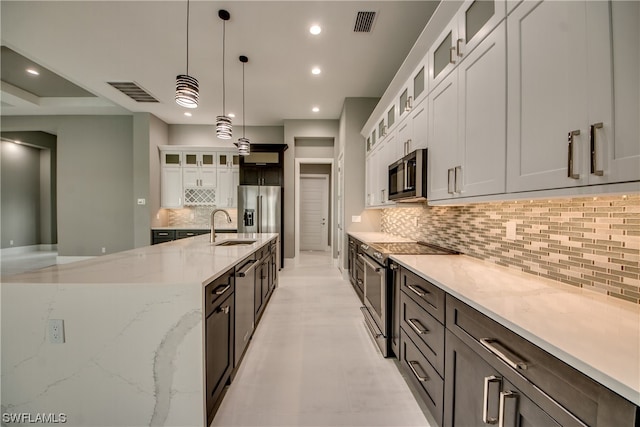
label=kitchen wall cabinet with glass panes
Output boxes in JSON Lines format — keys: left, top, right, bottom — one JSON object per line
{"left": 216, "top": 152, "right": 239, "bottom": 208}
{"left": 428, "top": 0, "right": 505, "bottom": 90}
{"left": 428, "top": 20, "right": 507, "bottom": 201}
{"left": 161, "top": 151, "right": 184, "bottom": 208}
{"left": 365, "top": 131, "right": 397, "bottom": 208}
{"left": 397, "top": 59, "right": 428, "bottom": 140}
{"left": 506, "top": 0, "right": 640, "bottom": 193}
{"left": 182, "top": 151, "right": 217, "bottom": 206}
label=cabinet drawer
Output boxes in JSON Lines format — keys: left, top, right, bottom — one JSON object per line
{"left": 400, "top": 329, "right": 444, "bottom": 426}
{"left": 400, "top": 267, "right": 446, "bottom": 324}
{"left": 152, "top": 230, "right": 175, "bottom": 244}
{"left": 205, "top": 268, "right": 235, "bottom": 318}
{"left": 446, "top": 295, "right": 639, "bottom": 426}
{"left": 401, "top": 292, "right": 445, "bottom": 376}
{"left": 176, "top": 229, "right": 207, "bottom": 239}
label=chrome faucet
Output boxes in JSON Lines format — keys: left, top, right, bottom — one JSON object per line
{"left": 210, "top": 209, "right": 232, "bottom": 243}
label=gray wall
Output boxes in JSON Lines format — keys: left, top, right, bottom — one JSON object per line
{"left": 2, "top": 116, "right": 134, "bottom": 256}
{"left": 168, "top": 125, "right": 284, "bottom": 147}
{"left": 1, "top": 131, "right": 57, "bottom": 248}
{"left": 149, "top": 115, "right": 170, "bottom": 228}
{"left": 1, "top": 141, "right": 41, "bottom": 248}
{"left": 338, "top": 98, "right": 382, "bottom": 269}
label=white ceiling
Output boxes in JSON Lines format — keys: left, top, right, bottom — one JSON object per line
{"left": 0, "top": 1, "right": 439, "bottom": 126}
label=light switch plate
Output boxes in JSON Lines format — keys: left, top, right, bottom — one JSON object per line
{"left": 352, "top": 216, "right": 362, "bottom": 223}
{"left": 137, "top": 198, "right": 146, "bottom": 205}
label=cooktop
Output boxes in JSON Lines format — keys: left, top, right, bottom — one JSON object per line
{"left": 368, "top": 241, "right": 458, "bottom": 256}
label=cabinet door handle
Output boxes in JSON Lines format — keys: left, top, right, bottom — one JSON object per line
{"left": 590, "top": 122, "right": 604, "bottom": 176}
{"left": 567, "top": 129, "right": 580, "bottom": 179}
{"left": 483, "top": 375, "right": 502, "bottom": 425}
{"left": 447, "top": 168, "right": 455, "bottom": 194}
{"left": 498, "top": 391, "right": 518, "bottom": 427}
{"left": 405, "top": 96, "right": 413, "bottom": 112}
{"left": 213, "top": 284, "right": 231, "bottom": 295}
{"left": 480, "top": 338, "right": 528, "bottom": 370}
{"left": 407, "top": 284, "right": 429, "bottom": 297}
{"left": 454, "top": 166, "right": 462, "bottom": 193}
{"left": 449, "top": 46, "right": 457, "bottom": 64}
{"left": 217, "top": 305, "right": 230, "bottom": 314}
{"left": 456, "top": 38, "right": 464, "bottom": 57}
{"left": 408, "top": 360, "right": 429, "bottom": 382}
{"left": 407, "top": 318, "right": 429, "bottom": 335}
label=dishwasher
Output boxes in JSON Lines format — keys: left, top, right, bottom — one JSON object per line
{"left": 234, "top": 256, "right": 259, "bottom": 366}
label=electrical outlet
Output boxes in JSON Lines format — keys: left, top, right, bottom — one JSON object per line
{"left": 352, "top": 215, "right": 362, "bottom": 223}
{"left": 9, "top": 240, "right": 14, "bottom": 246}
{"left": 414, "top": 216, "right": 419, "bottom": 226}
{"left": 101, "top": 247, "right": 106, "bottom": 254}
{"left": 49, "top": 319, "right": 65, "bottom": 344}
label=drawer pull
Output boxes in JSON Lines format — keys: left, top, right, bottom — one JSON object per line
{"left": 498, "top": 391, "right": 518, "bottom": 427}
{"left": 158, "top": 232, "right": 169, "bottom": 236}
{"left": 360, "top": 307, "right": 383, "bottom": 338}
{"left": 213, "top": 284, "right": 231, "bottom": 295}
{"left": 480, "top": 338, "right": 528, "bottom": 370}
{"left": 407, "top": 284, "right": 429, "bottom": 297}
{"left": 408, "top": 360, "right": 429, "bottom": 382}
{"left": 407, "top": 318, "right": 429, "bottom": 335}
{"left": 483, "top": 375, "right": 502, "bottom": 425}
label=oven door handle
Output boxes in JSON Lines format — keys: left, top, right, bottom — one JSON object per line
{"left": 361, "top": 254, "right": 383, "bottom": 273}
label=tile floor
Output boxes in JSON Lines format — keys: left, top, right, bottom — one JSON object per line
{"left": 212, "top": 250, "right": 435, "bottom": 427}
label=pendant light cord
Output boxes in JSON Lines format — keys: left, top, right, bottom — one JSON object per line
{"left": 242, "top": 62, "right": 245, "bottom": 138}
{"left": 186, "top": 0, "right": 190, "bottom": 75}
{"left": 222, "top": 19, "right": 226, "bottom": 113}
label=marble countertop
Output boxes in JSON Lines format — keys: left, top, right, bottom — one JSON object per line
{"left": 152, "top": 226, "right": 237, "bottom": 230}
{"left": 347, "top": 231, "right": 415, "bottom": 244}
{"left": 390, "top": 254, "right": 640, "bottom": 406}
{"left": 4, "top": 233, "right": 277, "bottom": 286}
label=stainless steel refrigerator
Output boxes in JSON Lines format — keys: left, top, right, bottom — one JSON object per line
{"left": 237, "top": 185, "right": 281, "bottom": 234}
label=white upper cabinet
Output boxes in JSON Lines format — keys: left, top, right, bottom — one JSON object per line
{"left": 429, "top": 21, "right": 507, "bottom": 201}
{"left": 506, "top": 0, "right": 637, "bottom": 192}
{"left": 160, "top": 150, "right": 183, "bottom": 208}
{"left": 594, "top": 1, "right": 640, "bottom": 185}
{"left": 216, "top": 151, "right": 240, "bottom": 208}
{"left": 429, "top": 0, "right": 506, "bottom": 90}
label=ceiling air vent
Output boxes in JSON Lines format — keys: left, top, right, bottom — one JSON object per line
{"left": 354, "top": 11, "right": 376, "bottom": 33}
{"left": 107, "top": 81, "right": 158, "bottom": 103}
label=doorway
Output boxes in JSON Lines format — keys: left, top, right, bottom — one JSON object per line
{"left": 294, "top": 158, "right": 334, "bottom": 261}
{"left": 299, "top": 174, "right": 329, "bottom": 251}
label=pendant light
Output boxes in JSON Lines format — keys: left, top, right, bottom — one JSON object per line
{"left": 175, "top": 0, "right": 199, "bottom": 108}
{"left": 216, "top": 9, "right": 232, "bottom": 139}
{"left": 237, "top": 55, "right": 250, "bottom": 156}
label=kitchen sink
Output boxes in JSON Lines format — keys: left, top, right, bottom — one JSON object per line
{"left": 214, "top": 240, "right": 257, "bottom": 246}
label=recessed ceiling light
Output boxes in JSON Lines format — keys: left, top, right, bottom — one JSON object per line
{"left": 312, "top": 67, "right": 321, "bottom": 75}
{"left": 228, "top": 113, "right": 236, "bottom": 118}
{"left": 26, "top": 68, "right": 39, "bottom": 76}
{"left": 309, "top": 25, "right": 322, "bottom": 35}
{"left": 184, "top": 112, "right": 192, "bottom": 117}
{"left": 312, "top": 107, "right": 320, "bottom": 113}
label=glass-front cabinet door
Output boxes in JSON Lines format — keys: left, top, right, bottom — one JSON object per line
{"left": 162, "top": 151, "right": 182, "bottom": 167}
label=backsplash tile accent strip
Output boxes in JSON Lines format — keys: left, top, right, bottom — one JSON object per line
{"left": 381, "top": 195, "right": 640, "bottom": 304}
{"left": 166, "top": 207, "right": 238, "bottom": 229}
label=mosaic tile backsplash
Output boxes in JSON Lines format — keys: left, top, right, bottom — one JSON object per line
{"left": 381, "top": 195, "right": 640, "bottom": 304}
{"left": 167, "top": 207, "right": 238, "bottom": 229}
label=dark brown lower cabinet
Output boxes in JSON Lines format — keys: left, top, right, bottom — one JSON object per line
{"left": 444, "top": 330, "right": 560, "bottom": 427}
{"left": 205, "top": 292, "right": 234, "bottom": 426}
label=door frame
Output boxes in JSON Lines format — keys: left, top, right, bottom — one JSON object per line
{"left": 299, "top": 173, "right": 330, "bottom": 252}
{"left": 294, "top": 158, "right": 334, "bottom": 261}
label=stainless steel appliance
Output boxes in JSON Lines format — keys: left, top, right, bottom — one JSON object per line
{"left": 359, "top": 241, "right": 458, "bottom": 357}
{"left": 234, "top": 256, "right": 258, "bottom": 366}
{"left": 237, "top": 185, "right": 281, "bottom": 234}
{"left": 388, "top": 149, "right": 428, "bottom": 202}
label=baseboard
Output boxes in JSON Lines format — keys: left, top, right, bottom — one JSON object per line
{"left": 0, "top": 244, "right": 58, "bottom": 256}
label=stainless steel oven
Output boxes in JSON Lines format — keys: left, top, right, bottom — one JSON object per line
{"left": 359, "top": 241, "right": 459, "bottom": 358}
{"left": 359, "top": 247, "right": 389, "bottom": 356}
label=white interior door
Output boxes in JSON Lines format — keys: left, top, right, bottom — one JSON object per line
{"left": 300, "top": 175, "right": 329, "bottom": 251}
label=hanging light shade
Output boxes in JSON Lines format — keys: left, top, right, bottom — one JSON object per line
{"left": 237, "top": 55, "right": 250, "bottom": 156}
{"left": 216, "top": 10, "right": 232, "bottom": 139}
{"left": 175, "top": 0, "right": 199, "bottom": 108}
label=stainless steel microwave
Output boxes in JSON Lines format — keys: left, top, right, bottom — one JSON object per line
{"left": 388, "top": 149, "right": 428, "bottom": 202}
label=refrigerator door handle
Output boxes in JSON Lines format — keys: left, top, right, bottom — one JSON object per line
{"left": 257, "top": 195, "right": 261, "bottom": 233}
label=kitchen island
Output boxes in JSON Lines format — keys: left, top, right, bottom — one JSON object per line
{"left": 1, "top": 233, "right": 278, "bottom": 427}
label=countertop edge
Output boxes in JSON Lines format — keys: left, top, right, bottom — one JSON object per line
{"left": 389, "top": 254, "right": 640, "bottom": 407}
